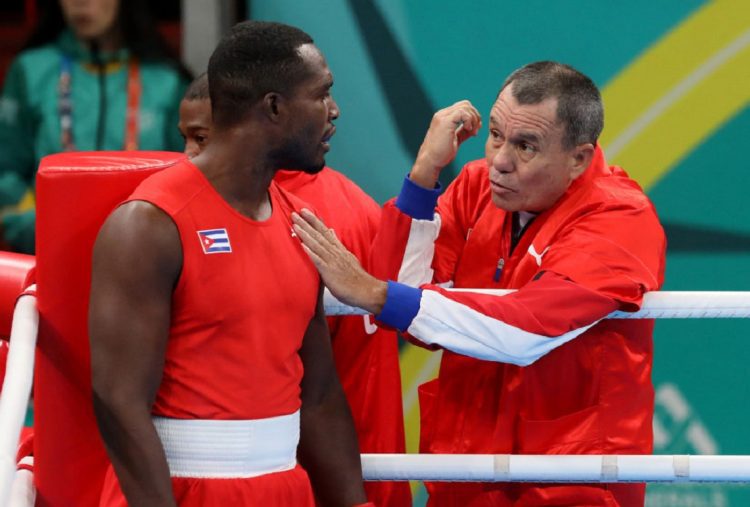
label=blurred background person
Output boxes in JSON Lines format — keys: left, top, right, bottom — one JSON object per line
{"left": 0, "top": 0, "right": 191, "bottom": 254}
{"left": 177, "top": 72, "right": 210, "bottom": 158}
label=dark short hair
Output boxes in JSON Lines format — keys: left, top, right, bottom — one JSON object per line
{"left": 183, "top": 72, "right": 209, "bottom": 101}
{"left": 208, "top": 21, "right": 314, "bottom": 128}
{"left": 501, "top": 61, "right": 603, "bottom": 149}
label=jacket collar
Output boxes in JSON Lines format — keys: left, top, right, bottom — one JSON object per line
{"left": 57, "top": 29, "right": 130, "bottom": 65}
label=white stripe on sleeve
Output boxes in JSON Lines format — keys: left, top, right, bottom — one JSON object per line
{"left": 397, "top": 213, "right": 441, "bottom": 286}
{"left": 407, "top": 290, "right": 601, "bottom": 366}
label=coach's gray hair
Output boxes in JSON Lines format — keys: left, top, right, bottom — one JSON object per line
{"left": 501, "top": 61, "right": 603, "bottom": 149}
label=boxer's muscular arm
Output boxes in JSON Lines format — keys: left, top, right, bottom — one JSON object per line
{"left": 297, "top": 284, "right": 368, "bottom": 507}
{"left": 89, "top": 201, "right": 180, "bottom": 507}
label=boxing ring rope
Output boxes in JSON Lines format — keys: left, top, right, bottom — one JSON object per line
{"left": 0, "top": 289, "right": 748, "bottom": 507}
{"left": 325, "top": 289, "right": 750, "bottom": 318}
{"left": 335, "top": 289, "right": 750, "bottom": 483}
{"left": 0, "top": 288, "right": 38, "bottom": 507}
{"left": 360, "top": 454, "right": 750, "bottom": 483}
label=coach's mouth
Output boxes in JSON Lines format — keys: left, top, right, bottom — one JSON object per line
{"left": 490, "top": 180, "right": 516, "bottom": 193}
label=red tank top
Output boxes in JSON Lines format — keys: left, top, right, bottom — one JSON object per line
{"left": 127, "top": 160, "right": 319, "bottom": 419}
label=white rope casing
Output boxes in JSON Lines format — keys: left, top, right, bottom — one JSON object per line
{"left": 324, "top": 289, "right": 750, "bottom": 319}
{"left": 0, "top": 288, "right": 38, "bottom": 507}
{"left": 9, "top": 457, "right": 34, "bottom": 507}
{"left": 361, "top": 454, "right": 750, "bottom": 483}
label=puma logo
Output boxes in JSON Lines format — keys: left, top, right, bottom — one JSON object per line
{"left": 527, "top": 244, "right": 549, "bottom": 267}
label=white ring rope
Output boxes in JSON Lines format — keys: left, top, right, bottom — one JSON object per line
{"left": 324, "top": 289, "right": 750, "bottom": 319}
{"left": 361, "top": 454, "right": 750, "bottom": 483}
{"left": 0, "top": 287, "right": 38, "bottom": 507}
{"left": 9, "top": 465, "right": 34, "bottom": 507}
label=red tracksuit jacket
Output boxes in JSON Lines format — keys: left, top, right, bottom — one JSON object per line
{"left": 373, "top": 147, "right": 666, "bottom": 506}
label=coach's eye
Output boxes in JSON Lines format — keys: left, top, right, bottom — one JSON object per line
{"left": 489, "top": 130, "right": 503, "bottom": 142}
{"left": 519, "top": 142, "right": 536, "bottom": 153}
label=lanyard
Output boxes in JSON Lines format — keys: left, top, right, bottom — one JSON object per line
{"left": 123, "top": 58, "right": 141, "bottom": 150}
{"left": 58, "top": 56, "right": 74, "bottom": 151}
{"left": 58, "top": 55, "right": 141, "bottom": 151}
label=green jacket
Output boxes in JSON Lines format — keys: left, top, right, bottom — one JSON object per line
{"left": 0, "top": 30, "right": 188, "bottom": 253}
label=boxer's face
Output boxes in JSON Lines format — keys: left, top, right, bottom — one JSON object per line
{"left": 275, "top": 44, "right": 339, "bottom": 174}
{"left": 485, "top": 85, "right": 588, "bottom": 213}
{"left": 178, "top": 98, "right": 211, "bottom": 158}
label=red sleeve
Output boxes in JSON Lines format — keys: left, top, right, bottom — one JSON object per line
{"left": 369, "top": 161, "right": 490, "bottom": 285}
{"left": 432, "top": 161, "right": 489, "bottom": 283}
{"left": 343, "top": 179, "right": 381, "bottom": 270}
{"left": 540, "top": 200, "right": 666, "bottom": 309}
{"left": 369, "top": 198, "right": 414, "bottom": 280}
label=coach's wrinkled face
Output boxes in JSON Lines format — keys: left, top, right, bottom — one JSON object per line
{"left": 485, "top": 84, "right": 590, "bottom": 213}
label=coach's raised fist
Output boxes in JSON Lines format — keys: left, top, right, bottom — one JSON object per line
{"left": 410, "top": 100, "right": 482, "bottom": 189}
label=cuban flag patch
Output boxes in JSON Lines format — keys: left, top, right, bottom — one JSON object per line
{"left": 197, "top": 228, "right": 232, "bottom": 254}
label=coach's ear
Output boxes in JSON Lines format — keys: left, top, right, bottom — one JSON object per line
{"left": 569, "top": 143, "right": 595, "bottom": 180}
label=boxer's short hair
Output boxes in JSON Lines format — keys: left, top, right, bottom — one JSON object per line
{"left": 208, "top": 21, "right": 314, "bottom": 128}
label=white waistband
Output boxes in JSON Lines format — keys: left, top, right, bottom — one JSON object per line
{"left": 153, "top": 410, "right": 300, "bottom": 478}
